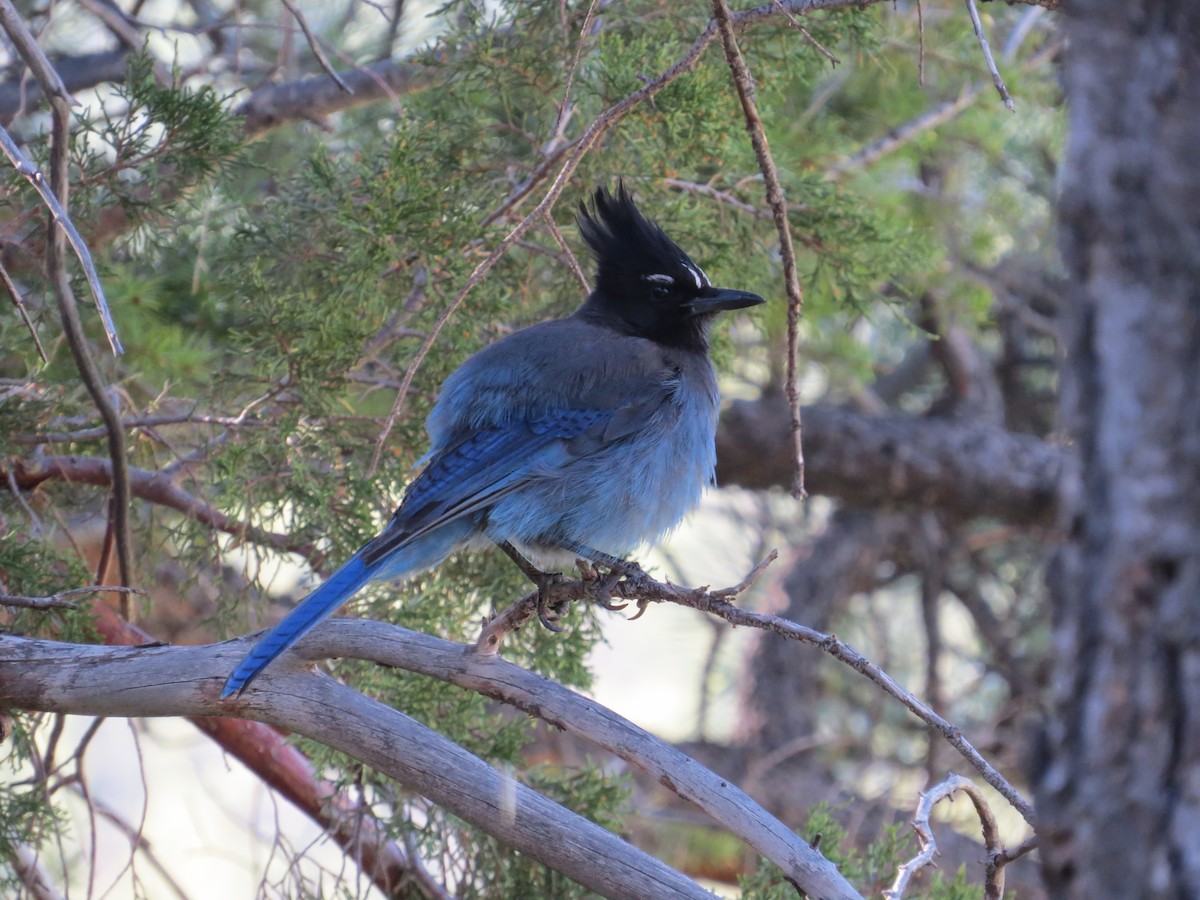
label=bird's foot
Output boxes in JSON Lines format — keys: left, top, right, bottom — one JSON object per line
{"left": 534, "top": 571, "right": 569, "bottom": 632}
{"left": 497, "top": 541, "right": 571, "bottom": 631}
{"left": 574, "top": 558, "right": 625, "bottom": 611}
{"left": 580, "top": 557, "right": 649, "bottom": 613}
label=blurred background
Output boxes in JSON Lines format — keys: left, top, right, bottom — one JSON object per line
{"left": 0, "top": 0, "right": 1065, "bottom": 895}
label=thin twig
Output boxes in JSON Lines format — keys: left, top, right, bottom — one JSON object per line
{"left": 772, "top": 0, "right": 840, "bottom": 66}
{"left": 0, "top": 255, "right": 47, "bottom": 361}
{"left": 279, "top": 0, "right": 353, "bottom": 94}
{"left": 1, "top": 595, "right": 77, "bottom": 610}
{"left": 829, "top": 36, "right": 1062, "bottom": 178}
{"left": 0, "top": 585, "right": 145, "bottom": 611}
{"left": 32, "top": 56, "right": 134, "bottom": 596}
{"left": 477, "top": 557, "right": 1035, "bottom": 827}
{"left": 542, "top": 212, "right": 590, "bottom": 293}
{"left": 829, "top": 87, "right": 978, "bottom": 176}
{"left": 547, "top": 0, "right": 598, "bottom": 155}
{"left": 87, "top": 795, "right": 190, "bottom": 900}
{"left": 0, "top": 123, "right": 123, "bottom": 356}
{"left": 10, "top": 411, "right": 269, "bottom": 444}
{"left": 712, "top": 0, "right": 807, "bottom": 499}
{"left": 964, "top": 0, "right": 1013, "bottom": 111}
{"left": 0, "top": 2, "right": 124, "bottom": 356}
{"left": 885, "top": 772, "right": 1021, "bottom": 900}
{"left": 916, "top": 0, "right": 925, "bottom": 85}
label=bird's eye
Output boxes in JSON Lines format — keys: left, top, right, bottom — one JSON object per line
{"left": 651, "top": 284, "right": 670, "bottom": 299}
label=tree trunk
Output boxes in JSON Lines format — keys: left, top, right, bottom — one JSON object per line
{"left": 1037, "top": 1, "right": 1200, "bottom": 895}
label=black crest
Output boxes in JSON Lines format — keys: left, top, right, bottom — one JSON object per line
{"left": 576, "top": 183, "right": 697, "bottom": 294}
{"left": 573, "top": 183, "right": 764, "bottom": 350}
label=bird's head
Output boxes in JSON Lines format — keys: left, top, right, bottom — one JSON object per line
{"left": 576, "top": 184, "right": 765, "bottom": 350}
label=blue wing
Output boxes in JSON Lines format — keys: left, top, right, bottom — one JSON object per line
{"left": 360, "top": 407, "right": 618, "bottom": 567}
{"left": 221, "top": 407, "right": 630, "bottom": 699}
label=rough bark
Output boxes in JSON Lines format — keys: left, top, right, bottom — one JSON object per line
{"left": 717, "top": 397, "right": 1066, "bottom": 526}
{"left": 1035, "top": 1, "right": 1200, "bottom": 894}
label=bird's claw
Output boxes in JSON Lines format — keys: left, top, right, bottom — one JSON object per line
{"left": 534, "top": 571, "right": 568, "bottom": 632}
{"left": 627, "top": 598, "right": 652, "bottom": 621}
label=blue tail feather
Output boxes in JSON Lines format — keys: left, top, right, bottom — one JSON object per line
{"left": 221, "top": 521, "right": 474, "bottom": 699}
{"left": 220, "top": 555, "right": 374, "bottom": 698}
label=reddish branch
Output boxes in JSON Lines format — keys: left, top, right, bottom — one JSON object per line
{"left": 5, "top": 455, "right": 321, "bottom": 568}
{"left": 71, "top": 602, "right": 424, "bottom": 897}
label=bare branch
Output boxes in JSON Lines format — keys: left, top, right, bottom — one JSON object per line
{"left": 0, "top": 255, "right": 47, "bottom": 362}
{"left": 0, "top": 585, "right": 145, "bottom": 611}
{"left": 278, "top": 0, "right": 353, "bottom": 94}
{"left": 716, "top": 398, "right": 1067, "bottom": 526}
{"left": 476, "top": 560, "right": 1035, "bottom": 827}
{"left": 964, "top": 0, "right": 1014, "bottom": 111}
{"left": 712, "top": 0, "right": 807, "bottom": 499}
{"left": 1, "top": 636, "right": 763, "bottom": 900}
{"left": 543, "top": 211, "right": 590, "bottom": 293}
{"left": 885, "top": 772, "right": 1028, "bottom": 900}
{"left": 772, "top": 0, "right": 840, "bottom": 66}
{"left": 4, "top": 455, "right": 323, "bottom": 570}
{"left": 829, "top": 87, "right": 980, "bottom": 176}
{"left": 236, "top": 58, "right": 433, "bottom": 136}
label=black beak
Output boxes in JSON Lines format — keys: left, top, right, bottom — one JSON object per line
{"left": 688, "top": 286, "right": 766, "bottom": 316}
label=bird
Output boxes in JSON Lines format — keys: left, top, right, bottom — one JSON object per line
{"left": 221, "top": 183, "right": 764, "bottom": 699}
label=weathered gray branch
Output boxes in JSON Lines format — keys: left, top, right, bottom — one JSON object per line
{"left": 716, "top": 397, "right": 1067, "bottom": 526}
{"left": 0, "top": 626, "right": 862, "bottom": 900}
{"left": 235, "top": 58, "right": 434, "bottom": 136}
{"left": 0, "top": 49, "right": 129, "bottom": 123}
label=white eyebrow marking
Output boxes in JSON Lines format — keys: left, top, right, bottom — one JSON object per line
{"left": 644, "top": 273, "right": 675, "bottom": 285}
{"left": 681, "top": 261, "right": 707, "bottom": 290}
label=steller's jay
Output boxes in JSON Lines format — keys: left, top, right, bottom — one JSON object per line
{"left": 221, "top": 184, "right": 764, "bottom": 698}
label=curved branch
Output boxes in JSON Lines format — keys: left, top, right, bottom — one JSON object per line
{"left": 0, "top": 634, "right": 764, "bottom": 900}
{"left": 305, "top": 621, "right": 855, "bottom": 897}
{"left": 81, "top": 602, "right": 423, "bottom": 897}
{"left": 470, "top": 563, "right": 1035, "bottom": 828}
{"left": 5, "top": 455, "right": 320, "bottom": 567}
